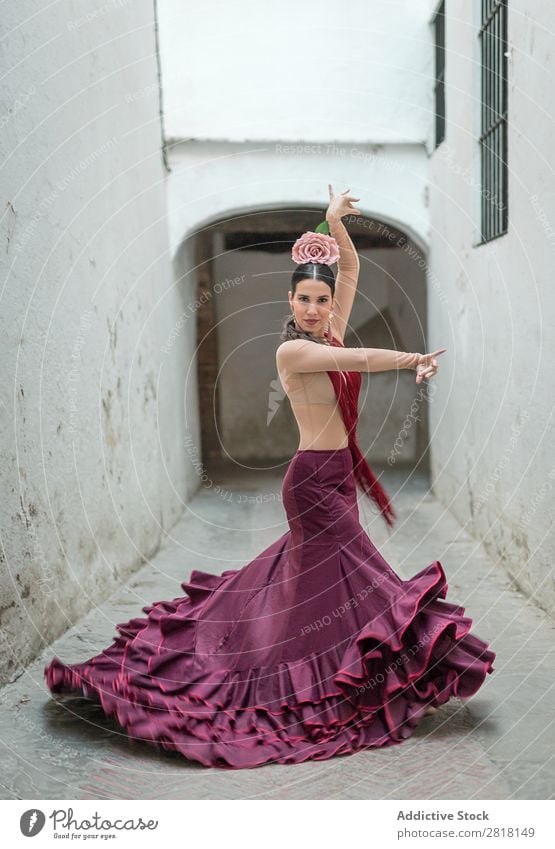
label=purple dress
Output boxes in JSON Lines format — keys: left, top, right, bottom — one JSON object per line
{"left": 44, "top": 445, "right": 495, "bottom": 769}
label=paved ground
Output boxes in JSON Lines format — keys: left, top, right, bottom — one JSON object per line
{"left": 1, "top": 461, "right": 553, "bottom": 800}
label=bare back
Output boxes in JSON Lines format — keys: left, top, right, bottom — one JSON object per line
{"left": 276, "top": 348, "right": 350, "bottom": 450}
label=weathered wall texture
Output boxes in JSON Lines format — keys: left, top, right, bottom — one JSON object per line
{"left": 427, "top": 0, "right": 555, "bottom": 615}
{"left": 0, "top": 1, "right": 196, "bottom": 684}
{"left": 159, "top": 0, "right": 431, "bottom": 145}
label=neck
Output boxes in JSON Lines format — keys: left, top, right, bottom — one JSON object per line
{"left": 292, "top": 319, "right": 330, "bottom": 344}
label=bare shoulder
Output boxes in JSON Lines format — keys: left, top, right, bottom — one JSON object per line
{"left": 276, "top": 339, "right": 308, "bottom": 365}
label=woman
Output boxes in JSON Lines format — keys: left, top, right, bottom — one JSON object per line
{"left": 44, "top": 187, "right": 495, "bottom": 771}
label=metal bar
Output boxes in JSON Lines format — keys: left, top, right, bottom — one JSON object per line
{"left": 494, "top": 10, "right": 499, "bottom": 235}
{"left": 478, "top": 0, "right": 508, "bottom": 241}
{"left": 502, "top": 0, "right": 508, "bottom": 229}
{"left": 479, "top": 0, "right": 504, "bottom": 34}
{"left": 479, "top": 111, "right": 506, "bottom": 144}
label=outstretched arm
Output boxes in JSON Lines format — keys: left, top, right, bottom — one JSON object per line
{"left": 277, "top": 339, "right": 447, "bottom": 383}
{"left": 326, "top": 185, "right": 361, "bottom": 343}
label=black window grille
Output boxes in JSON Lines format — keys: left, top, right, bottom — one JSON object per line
{"left": 433, "top": 1, "right": 446, "bottom": 147}
{"left": 478, "top": 0, "right": 508, "bottom": 243}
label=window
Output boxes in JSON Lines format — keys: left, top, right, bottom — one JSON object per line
{"left": 478, "top": 0, "right": 508, "bottom": 243}
{"left": 433, "top": 1, "right": 446, "bottom": 148}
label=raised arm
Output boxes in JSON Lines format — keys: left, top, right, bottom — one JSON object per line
{"left": 276, "top": 340, "right": 446, "bottom": 383}
{"left": 328, "top": 217, "right": 360, "bottom": 343}
{"left": 326, "top": 186, "right": 361, "bottom": 343}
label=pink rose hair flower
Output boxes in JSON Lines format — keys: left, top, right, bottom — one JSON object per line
{"left": 291, "top": 231, "right": 340, "bottom": 266}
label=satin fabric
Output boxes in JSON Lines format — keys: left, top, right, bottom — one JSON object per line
{"left": 45, "top": 447, "right": 495, "bottom": 769}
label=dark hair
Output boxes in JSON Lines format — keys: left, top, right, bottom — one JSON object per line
{"left": 280, "top": 262, "right": 335, "bottom": 343}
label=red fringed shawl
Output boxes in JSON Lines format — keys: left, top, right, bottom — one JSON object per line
{"left": 326, "top": 334, "right": 397, "bottom": 528}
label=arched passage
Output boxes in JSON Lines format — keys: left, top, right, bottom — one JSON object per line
{"left": 175, "top": 206, "right": 431, "bottom": 477}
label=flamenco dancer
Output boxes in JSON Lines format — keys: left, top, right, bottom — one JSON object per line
{"left": 44, "top": 185, "right": 495, "bottom": 770}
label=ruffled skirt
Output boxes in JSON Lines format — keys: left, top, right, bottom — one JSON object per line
{"left": 44, "top": 447, "right": 495, "bottom": 769}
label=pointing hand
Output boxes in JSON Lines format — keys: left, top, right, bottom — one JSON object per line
{"left": 415, "top": 348, "right": 447, "bottom": 384}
